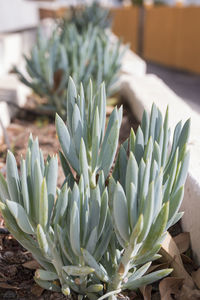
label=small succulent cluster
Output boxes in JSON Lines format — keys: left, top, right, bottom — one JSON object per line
{"left": 15, "top": 8, "right": 126, "bottom": 118}
{"left": 0, "top": 78, "right": 190, "bottom": 299}
{"left": 61, "top": 1, "right": 112, "bottom": 34}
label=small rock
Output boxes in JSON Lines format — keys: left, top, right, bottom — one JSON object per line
{"left": 3, "top": 290, "right": 17, "bottom": 299}
{"left": 6, "top": 265, "right": 17, "bottom": 277}
{"left": 4, "top": 251, "right": 14, "bottom": 259}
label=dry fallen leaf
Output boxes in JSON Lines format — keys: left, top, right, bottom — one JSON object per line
{"left": 160, "top": 232, "right": 194, "bottom": 288}
{"left": 192, "top": 268, "right": 200, "bottom": 289}
{"left": 0, "top": 282, "right": 19, "bottom": 290}
{"left": 140, "top": 285, "right": 152, "bottom": 300}
{"left": 177, "top": 283, "right": 200, "bottom": 300}
{"left": 31, "top": 283, "right": 44, "bottom": 297}
{"left": 159, "top": 277, "right": 183, "bottom": 300}
{"left": 181, "top": 254, "right": 194, "bottom": 265}
{"left": 151, "top": 292, "right": 161, "bottom": 300}
{"left": 122, "top": 290, "right": 138, "bottom": 299}
{"left": 160, "top": 232, "right": 183, "bottom": 266}
{"left": 147, "top": 262, "right": 170, "bottom": 274}
{"left": 22, "top": 260, "right": 40, "bottom": 270}
{"left": 181, "top": 254, "right": 197, "bottom": 274}
{"left": 173, "top": 232, "right": 190, "bottom": 254}
{"left": 169, "top": 258, "right": 194, "bottom": 288}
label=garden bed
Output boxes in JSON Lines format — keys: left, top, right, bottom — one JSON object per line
{"left": 0, "top": 95, "right": 200, "bottom": 299}
{"left": 0, "top": 96, "right": 138, "bottom": 300}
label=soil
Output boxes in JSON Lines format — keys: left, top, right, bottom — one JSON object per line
{"left": 0, "top": 98, "right": 199, "bottom": 299}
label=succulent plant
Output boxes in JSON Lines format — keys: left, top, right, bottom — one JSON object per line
{"left": 61, "top": 1, "right": 112, "bottom": 34}
{"left": 60, "top": 25, "right": 125, "bottom": 98}
{"left": 56, "top": 78, "right": 122, "bottom": 190}
{"left": 14, "top": 25, "right": 125, "bottom": 118}
{"left": 0, "top": 79, "right": 190, "bottom": 299}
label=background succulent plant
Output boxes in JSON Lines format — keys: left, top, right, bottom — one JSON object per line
{"left": 0, "top": 79, "right": 190, "bottom": 299}
{"left": 14, "top": 24, "right": 126, "bottom": 118}
{"left": 61, "top": 1, "right": 112, "bottom": 34}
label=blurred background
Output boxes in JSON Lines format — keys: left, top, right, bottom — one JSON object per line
{"left": 0, "top": 0, "right": 200, "bottom": 112}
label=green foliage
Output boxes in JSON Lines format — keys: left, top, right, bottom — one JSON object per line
{"left": 56, "top": 78, "right": 122, "bottom": 187}
{"left": 14, "top": 24, "right": 126, "bottom": 118}
{"left": 0, "top": 79, "right": 190, "bottom": 299}
{"left": 131, "top": 0, "right": 144, "bottom": 5}
{"left": 62, "top": 1, "right": 112, "bottom": 34}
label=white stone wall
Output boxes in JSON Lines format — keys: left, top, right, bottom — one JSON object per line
{"left": 0, "top": 0, "right": 39, "bottom": 33}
